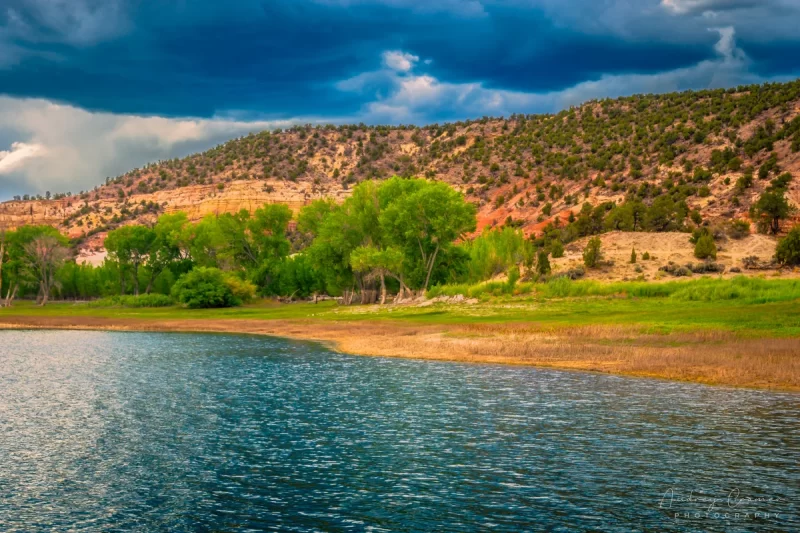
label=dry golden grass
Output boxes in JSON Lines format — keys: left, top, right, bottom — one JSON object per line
{"left": 1, "top": 315, "right": 798, "bottom": 392}
{"left": 552, "top": 231, "right": 800, "bottom": 282}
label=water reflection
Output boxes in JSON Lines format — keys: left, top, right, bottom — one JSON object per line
{"left": 1, "top": 330, "right": 797, "bottom": 532}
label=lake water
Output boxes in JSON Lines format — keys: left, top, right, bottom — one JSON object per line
{"left": 0, "top": 330, "right": 798, "bottom": 532}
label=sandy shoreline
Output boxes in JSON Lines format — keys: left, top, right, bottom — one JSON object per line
{"left": 1, "top": 314, "right": 798, "bottom": 392}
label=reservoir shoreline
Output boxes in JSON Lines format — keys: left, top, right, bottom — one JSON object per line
{"left": 1, "top": 313, "right": 798, "bottom": 392}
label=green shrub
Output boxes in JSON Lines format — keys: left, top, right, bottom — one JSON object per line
{"left": 429, "top": 277, "right": 800, "bottom": 304}
{"left": 224, "top": 274, "right": 257, "bottom": 302}
{"left": 689, "top": 226, "right": 711, "bottom": 244}
{"left": 88, "top": 294, "right": 174, "bottom": 308}
{"left": 668, "top": 277, "right": 800, "bottom": 303}
{"left": 549, "top": 266, "right": 586, "bottom": 283}
{"left": 776, "top": 226, "right": 800, "bottom": 266}
{"left": 728, "top": 219, "right": 751, "bottom": 239}
{"left": 462, "top": 227, "right": 534, "bottom": 282}
{"left": 426, "top": 279, "right": 534, "bottom": 300}
{"left": 642, "top": 251, "right": 650, "bottom": 260}
{"left": 506, "top": 266, "right": 520, "bottom": 290}
{"left": 543, "top": 276, "right": 573, "bottom": 297}
{"left": 171, "top": 267, "right": 256, "bottom": 308}
{"left": 694, "top": 235, "right": 717, "bottom": 260}
{"left": 659, "top": 263, "right": 693, "bottom": 277}
{"left": 583, "top": 237, "right": 602, "bottom": 268}
{"left": 536, "top": 250, "right": 551, "bottom": 276}
{"left": 550, "top": 240, "right": 564, "bottom": 258}
{"left": 630, "top": 247, "right": 637, "bottom": 264}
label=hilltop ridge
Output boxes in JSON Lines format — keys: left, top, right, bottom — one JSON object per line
{"left": 2, "top": 80, "right": 800, "bottom": 253}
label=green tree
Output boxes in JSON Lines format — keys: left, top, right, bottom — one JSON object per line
{"left": 296, "top": 199, "right": 337, "bottom": 238}
{"left": 604, "top": 205, "right": 631, "bottom": 231}
{"left": 0, "top": 230, "right": 8, "bottom": 305}
{"left": 303, "top": 182, "right": 382, "bottom": 298}
{"left": 105, "top": 225, "right": 156, "bottom": 295}
{"left": 630, "top": 247, "right": 637, "bottom": 264}
{"left": 22, "top": 234, "right": 70, "bottom": 305}
{"left": 248, "top": 203, "right": 292, "bottom": 264}
{"left": 536, "top": 250, "right": 551, "bottom": 276}
{"left": 694, "top": 235, "right": 717, "bottom": 260}
{"left": 776, "top": 226, "right": 800, "bottom": 266}
{"left": 350, "top": 245, "right": 408, "bottom": 304}
{"left": 583, "top": 237, "right": 603, "bottom": 268}
{"left": 750, "top": 190, "right": 791, "bottom": 234}
{"left": 379, "top": 178, "right": 476, "bottom": 290}
{"left": 3, "top": 225, "right": 65, "bottom": 306}
{"left": 242, "top": 204, "right": 293, "bottom": 290}
{"left": 143, "top": 213, "right": 190, "bottom": 294}
{"left": 265, "top": 255, "right": 324, "bottom": 299}
{"left": 604, "top": 200, "right": 646, "bottom": 232}
{"left": 463, "top": 227, "right": 534, "bottom": 282}
{"left": 550, "top": 240, "right": 565, "bottom": 258}
{"left": 188, "top": 215, "right": 233, "bottom": 268}
{"left": 645, "top": 196, "right": 681, "bottom": 232}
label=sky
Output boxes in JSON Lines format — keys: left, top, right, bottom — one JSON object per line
{"left": 1, "top": 0, "right": 799, "bottom": 199}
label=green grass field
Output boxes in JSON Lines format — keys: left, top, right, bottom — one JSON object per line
{"left": 3, "top": 276, "right": 800, "bottom": 339}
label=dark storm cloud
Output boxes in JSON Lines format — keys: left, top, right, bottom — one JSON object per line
{"left": 1, "top": 0, "right": 799, "bottom": 198}
{"left": 4, "top": 0, "right": 795, "bottom": 118}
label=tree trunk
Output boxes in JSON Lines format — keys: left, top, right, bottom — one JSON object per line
{"left": 379, "top": 272, "right": 386, "bottom": 305}
{"left": 145, "top": 270, "right": 157, "bottom": 294}
{"left": 0, "top": 239, "right": 5, "bottom": 301}
{"left": 133, "top": 265, "right": 140, "bottom": 296}
{"left": 5, "top": 284, "right": 18, "bottom": 307}
{"left": 356, "top": 275, "right": 365, "bottom": 305}
{"left": 423, "top": 244, "right": 440, "bottom": 291}
{"left": 40, "top": 283, "right": 49, "bottom": 306}
{"left": 388, "top": 273, "right": 412, "bottom": 302}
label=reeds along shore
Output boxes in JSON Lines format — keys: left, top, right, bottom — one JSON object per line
{"left": 0, "top": 315, "right": 798, "bottom": 392}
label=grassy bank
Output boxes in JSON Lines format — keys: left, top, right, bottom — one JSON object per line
{"left": 1, "top": 277, "right": 799, "bottom": 391}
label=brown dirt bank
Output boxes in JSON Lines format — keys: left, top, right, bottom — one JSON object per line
{"left": 1, "top": 315, "right": 798, "bottom": 392}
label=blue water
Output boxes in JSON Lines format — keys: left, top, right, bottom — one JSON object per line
{"left": 0, "top": 330, "right": 797, "bottom": 532}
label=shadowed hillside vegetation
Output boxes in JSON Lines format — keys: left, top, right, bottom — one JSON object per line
{"left": 3, "top": 80, "right": 799, "bottom": 245}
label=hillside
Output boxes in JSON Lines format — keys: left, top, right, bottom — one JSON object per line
{"left": 2, "top": 80, "right": 800, "bottom": 255}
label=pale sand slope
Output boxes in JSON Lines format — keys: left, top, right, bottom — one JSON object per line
{"left": 552, "top": 231, "right": 797, "bottom": 281}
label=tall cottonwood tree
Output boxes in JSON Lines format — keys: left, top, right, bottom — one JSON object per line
{"left": 143, "top": 213, "right": 191, "bottom": 294}
{"left": 2, "top": 225, "right": 65, "bottom": 306}
{"left": 379, "top": 178, "right": 476, "bottom": 290}
{"left": 23, "top": 235, "right": 69, "bottom": 306}
{"left": 105, "top": 225, "right": 156, "bottom": 295}
{"left": 350, "top": 245, "right": 409, "bottom": 304}
{"left": 0, "top": 230, "right": 6, "bottom": 306}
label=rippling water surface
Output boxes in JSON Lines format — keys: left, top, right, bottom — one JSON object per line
{"left": 0, "top": 330, "right": 798, "bottom": 532}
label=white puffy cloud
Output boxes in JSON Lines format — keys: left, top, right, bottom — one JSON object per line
{"left": 382, "top": 50, "right": 419, "bottom": 72}
{"left": 0, "top": 142, "right": 46, "bottom": 174}
{"left": 0, "top": 97, "right": 302, "bottom": 198}
{"left": 341, "top": 29, "right": 787, "bottom": 123}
